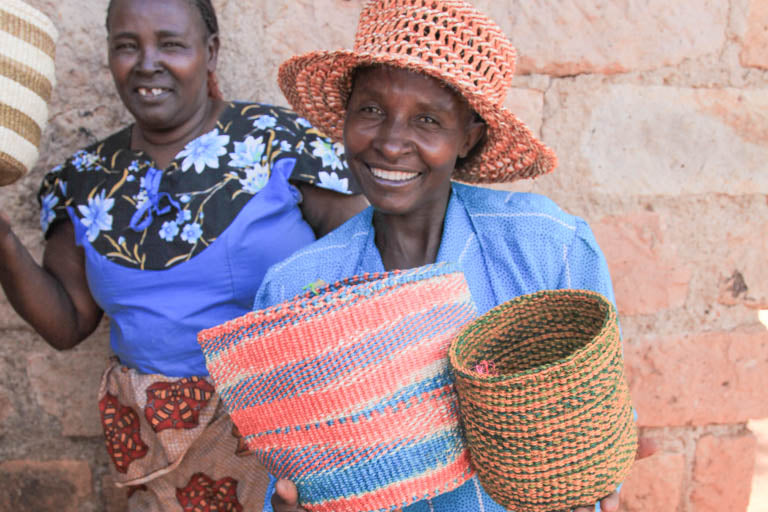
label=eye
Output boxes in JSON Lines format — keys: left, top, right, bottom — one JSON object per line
{"left": 113, "top": 41, "right": 137, "bottom": 51}
{"left": 161, "top": 40, "right": 185, "bottom": 49}
{"left": 359, "top": 105, "right": 383, "bottom": 115}
{"left": 417, "top": 115, "right": 440, "bottom": 126}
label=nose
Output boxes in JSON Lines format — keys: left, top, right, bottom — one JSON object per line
{"left": 136, "top": 46, "right": 161, "bottom": 74}
{"left": 373, "top": 116, "right": 413, "bottom": 161}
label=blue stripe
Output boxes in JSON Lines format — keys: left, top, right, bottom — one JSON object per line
{"left": 256, "top": 426, "right": 467, "bottom": 505}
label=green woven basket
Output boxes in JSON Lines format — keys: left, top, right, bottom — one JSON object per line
{"left": 448, "top": 289, "right": 637, "bottom": 512}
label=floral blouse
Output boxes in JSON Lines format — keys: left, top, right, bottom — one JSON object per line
{"left": 38, "top": 102, "right": 358, "bottom": 270}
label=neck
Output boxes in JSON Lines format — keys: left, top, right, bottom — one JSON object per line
{"left": 131, "top": 98, "right": 223, "bottom": 169}
{"left": 373, "top": 202, "right": 449, "bottom": 271}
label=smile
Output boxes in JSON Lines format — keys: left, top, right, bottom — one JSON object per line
{"left": 137, "top": 87, "right": 170, "bottom": 97}
{"left": 369, "top": 167, "right": 420, "bottom": 182}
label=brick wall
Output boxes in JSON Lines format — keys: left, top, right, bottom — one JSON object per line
{"left": 1, "top": 1, "right": 766, "bottom": 510}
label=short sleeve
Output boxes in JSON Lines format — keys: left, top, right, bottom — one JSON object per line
{"left": 37, "top": 161, "right": 71, "bottom": 238}
{"left": 269, "top": 108, "right": 360, "bottom": 195}
{"left": 560, "top": 218, "right": 616, "bottom": 306}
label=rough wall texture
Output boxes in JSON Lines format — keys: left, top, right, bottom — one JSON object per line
{"left": 0, "top": 0, "right": 766, "bottom": 510}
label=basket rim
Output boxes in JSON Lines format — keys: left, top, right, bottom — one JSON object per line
{"left": 448, "top": 288, "right": 617, "bottom": 383}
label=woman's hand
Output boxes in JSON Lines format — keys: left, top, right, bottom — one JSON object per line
{"left": 573, "top": 436, "right": 658, "bottom": 512}
{"left": 271, "top": 479, "right": 308, "bottom": 512}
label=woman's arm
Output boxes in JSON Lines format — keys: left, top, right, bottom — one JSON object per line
{"left": 295, "top": 182, "right": 368, "bottom": 238}
{"left": 0, "top": 216, "right": 103, "bottom": 349}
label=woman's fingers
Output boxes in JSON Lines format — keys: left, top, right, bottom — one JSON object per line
{"left": 271, "top": 479, "right": 307, "bottom": 512}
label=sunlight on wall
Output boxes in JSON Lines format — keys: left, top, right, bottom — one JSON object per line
{"left": 759, "top": 310, "right": 768, "bottom": 330}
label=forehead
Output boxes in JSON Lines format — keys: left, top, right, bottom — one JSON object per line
{"left": 108, "top": 0, "right": 201, "bottom": 34}
{"left": 351, "top": 65, "right": 471, "bottom": 113}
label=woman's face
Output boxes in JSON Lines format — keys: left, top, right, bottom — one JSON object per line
{"left": 343, "top": 66, "right": 484, "bottom": 219}
{"left": 107, "top": 0, "right": 218, "bottom": 133}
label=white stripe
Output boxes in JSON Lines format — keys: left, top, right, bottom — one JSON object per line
{"left": 428, "top": 498, "right": 435, "bottom": 512}
{"left": 0, "top": 125, "right": 39, "bottom": 170}
{"left": 0, "top": 31, "right": 56, "bottom": 83}
{"left": 473, "top": 477, "right": 486, "bottom": 512}
{"left": 1, "top": 1, "right": 59, "bottom": 41}
{"left": 562, "top": 243, "right": 572, "bottom": 287}
{"left": 458, "top": 232, "right": 477, "bottom": 264}
{"left": 471, "top": 212, "right": 576, "bottom": 231}
{"left": 0, "top": 75, "right": 50, "bottom": 128}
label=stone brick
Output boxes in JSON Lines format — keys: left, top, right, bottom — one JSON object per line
{"left": 26, "top": 349, "right": 111, "bottom": 437}
{"left": 740, "top": 0, "right": 768, "bottom": 69}
{"left": 542, "top": 83, "right": 768, "bottom": 197}
{"left": 591, "top": 212, "right": 691, "bottom": 316}
{"left": 103, "top": 474, "right": 129, "bottom": 512}
{"left": 691, "top": 432, "right": 757, "bottom": 512}
{"left": 717, "top": 220, "right": 768, "bottom": 310}
{"left": 625, "top": 330, "right": 768, "bottom": 427}
{"left": 475, "top": 0, "right": 727, "bottom": 76}
{"left": 620, "top": 452, "right": 685, "bottom": 511}
{"left": 0, "top": 460, "right": 92, "bottom": 512}
{"left": 505, "top": 88, "right": 544, "bottom": 137}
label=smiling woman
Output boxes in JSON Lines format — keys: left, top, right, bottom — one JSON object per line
{"left": 0, "top": 0, "right": 366, "bottom": 510}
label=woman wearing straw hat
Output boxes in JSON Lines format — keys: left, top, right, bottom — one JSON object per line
{"left": 0, "top": 0, "right": 365, "bottom": 509}
{"left": 251, "top": 0, "right": 655, "bottom": 510}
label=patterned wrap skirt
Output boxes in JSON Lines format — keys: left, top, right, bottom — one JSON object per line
{"left": 98, "top": 358, "right": 269, "bottom": 511}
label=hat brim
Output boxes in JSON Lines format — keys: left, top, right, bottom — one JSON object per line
{"left": 279, "top": 50, "right": 557, "bottom": 183}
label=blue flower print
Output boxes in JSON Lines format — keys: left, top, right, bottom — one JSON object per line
{"left": 180, "top": 222, "right": 203, "bottom": 244}
{"left": 296, "top": 117, "right": 312, "bottom": 128}
{"left": 177, "top": 129, "right": 230, "bottom": 173}
{"left": 180, "top": 194, "right": 191, "bottom": 204}
{"left": 59, "top": 180, "right": 67, "bottom": 196}
{"left": 50, "top": 164, "right": 63, "bottom": 173}
{"left": 310, "top": 140, "right": 344, "bottom": 171}
{"left": 239, "top": 164, "right": 270, "bottom": 194}
{"left": 118, "top": 236, "right": 126, "bottom": 246}
{"left": 228, "top": 136, "right": 266, "bottom": 168}
{"left": 176, "top": 209, "right": 192, "bottom": 224}
{"left": 317, "top": 171, "right": 350, "bottom": 194}
{"left": 77, "top": 190, "right": 114, "bottom": 242}
{"left": 71, "top": 150, "right": 101, "bottom": 172}
{"left": 159, "top": 220, "right": 180, "bottom": 241}
{"left": 39, "top": 192, "right": 59, "bottom": 232}
{"left": 279, "top": 140, "right": 292, "bottom": 152}
{"left": 128, "top": 161, "right": 140, "bottom": 173}
{"left": 253, "top": 115, "right": 277, "bottom": 130}
{"left": 296, "top": 140, "right": 305, "bottom": 153}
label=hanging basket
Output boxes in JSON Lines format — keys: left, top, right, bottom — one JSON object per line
{"left": 0, "top": 0, "right": 58, "bottom": 185}
{"left": 449, "top": 289, "right": 637, "bottom": 512}
{"left": 199, "top": 263, "right": 478, "bottom": 512}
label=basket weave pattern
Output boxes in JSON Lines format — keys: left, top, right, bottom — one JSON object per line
{"left": 199, "top": 263, "right": 477, "bottom": 512}
{"left": 0, "top": 0, "right": 57, "bottom": 185}
{"left": 449, "top": 289, "right": 637, "bottom": 512}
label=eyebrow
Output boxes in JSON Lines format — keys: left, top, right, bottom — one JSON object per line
{"left": 110, "top": 29, "right": 187, "bottom": 39}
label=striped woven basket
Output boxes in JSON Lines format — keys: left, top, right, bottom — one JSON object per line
{"left": 0, "top": 0, "right": 58, "bottom": 186}
{"left": 198, "top": 263, "right": 478, "bottom": 512}
{"left": 448, "top": 289, "right": 637, "bottom": 512}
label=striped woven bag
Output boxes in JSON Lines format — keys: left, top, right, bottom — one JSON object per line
{"left": 449, "top": 289, "right": 638, "bottom": 512}
{"left": 199, "top": 263, "right": 477, "bottom": 512}
{"left": 0, "top": 0, "right": 57, "bottom": 185}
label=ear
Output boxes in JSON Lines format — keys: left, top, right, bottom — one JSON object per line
{"left": 458, "top": 117, "right": 486, "bottom": 159}
{"left": 206, "top": 33, "right": 220, "bottom": 73}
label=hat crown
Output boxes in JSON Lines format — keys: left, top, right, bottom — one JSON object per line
{"left": 352, "top": 0, "right": 516, "bottom": 106}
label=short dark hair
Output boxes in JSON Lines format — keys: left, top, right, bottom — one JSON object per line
{"left": 106, "top": 0, "right": 219, "bottom": 38}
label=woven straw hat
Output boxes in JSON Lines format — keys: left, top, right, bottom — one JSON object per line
{"left": 278, "top": 0, "right": 557, "bottom": 184}
{"left": 0, "top": 0, "right": 58, "bottom": 186}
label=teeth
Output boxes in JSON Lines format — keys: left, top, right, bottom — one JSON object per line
{"left": 138, "top": 87, "right": 167, "bottom": 97}
{"left": 370, "top": 167, "right": 418, "bottom": 182}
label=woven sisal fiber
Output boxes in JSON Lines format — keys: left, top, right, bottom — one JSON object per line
{"left": 0, "top": 0, "right": 57, "bottom": 186}
{"left": 199, "top": 263, "right": 478, "bottom": 512}
{"left": 278, "top": 0, "right": 557, "bottom": 184}
{"left": 449, "top": 289, "right": 637, "bottom": 512}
